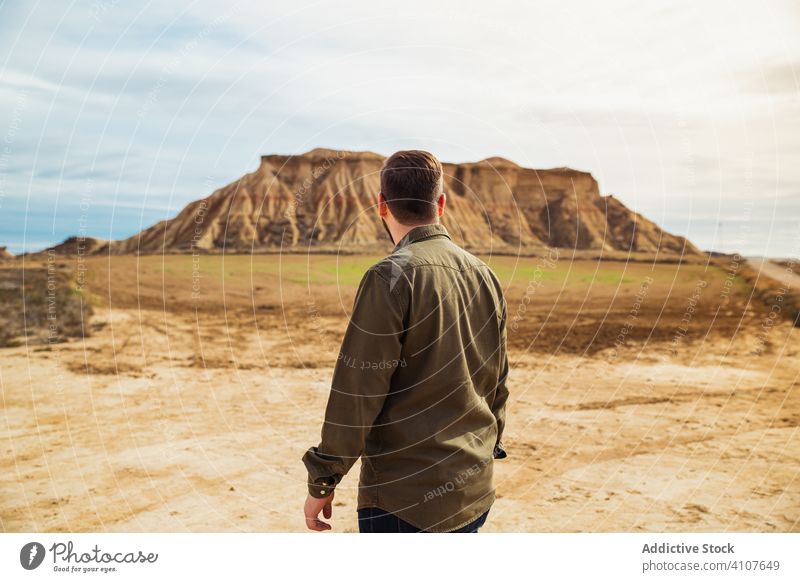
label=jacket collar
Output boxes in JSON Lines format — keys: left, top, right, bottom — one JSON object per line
{"left": 393, "top": 223, "right": 451, "bottom": 252}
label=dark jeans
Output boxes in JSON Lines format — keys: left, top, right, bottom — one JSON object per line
{"left": 357, "top": 507, "right": 489, "bottom": 533}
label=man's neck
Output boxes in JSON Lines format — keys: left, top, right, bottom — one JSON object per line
{"left": 390, "top": 220, "right": 438, "bottom": 246}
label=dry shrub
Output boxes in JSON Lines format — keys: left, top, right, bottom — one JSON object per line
{"left": 0, "top": 266, "right": 93, "bottom": 347}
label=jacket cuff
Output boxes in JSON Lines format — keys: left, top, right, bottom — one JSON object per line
{"left": 308, "top": 476, "right": 337, "bottom": 498}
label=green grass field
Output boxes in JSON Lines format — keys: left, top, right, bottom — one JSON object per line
{"left": 138, "top": 253, "right": 726, "bottom": 290}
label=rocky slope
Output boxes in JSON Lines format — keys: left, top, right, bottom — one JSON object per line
{"left": 87, "top": 149, "right": 702, "bottom": 255}
{"left": 45, "top": 236, "right": 108, "bottom": 256}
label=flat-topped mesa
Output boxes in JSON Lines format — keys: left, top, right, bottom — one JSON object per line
{"left": 260, "top": 148, "right": 383, "bottom": 169}
{"left": 46, "top": 148, "right": 699, "bottom": 256}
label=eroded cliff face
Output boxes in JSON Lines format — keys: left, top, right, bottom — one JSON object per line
{"left": 101, "top": 148, "right": 697, "bottom": 255}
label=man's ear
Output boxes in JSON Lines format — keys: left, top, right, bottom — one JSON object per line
{"left": 378, "top": 193, "right": 389, "bottom": 218}
{"left": 437, "top": 192, "right": 446, "bottom": 217}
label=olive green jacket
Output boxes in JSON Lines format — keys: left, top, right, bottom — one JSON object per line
{"left": 302, "top": 224, "right": 509, "bottom": 532}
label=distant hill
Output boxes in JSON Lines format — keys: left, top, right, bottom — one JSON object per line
{"left": 46, "top": 149, "right": 701, "bottom": 256}
{"left": 44, "top": 236, "right": 108, "bottom": 256}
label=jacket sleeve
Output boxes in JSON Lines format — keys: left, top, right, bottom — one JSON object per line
{"left": 491, "top": 294, "right": 510, "bottom": 459}
{"left": 302, "top": 268, "right": 405, "bottom": 497}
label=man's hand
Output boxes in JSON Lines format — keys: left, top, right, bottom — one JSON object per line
{"left": 304, "top": 492, "right": 334, "bottom": 531}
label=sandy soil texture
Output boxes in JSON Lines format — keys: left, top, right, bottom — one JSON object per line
{"left": 1, "top": 254, "right": 798, "bottom": 532}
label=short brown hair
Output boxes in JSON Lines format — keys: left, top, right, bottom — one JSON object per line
{"left": 380, "top": 150, "right": 443, "bottom": 225}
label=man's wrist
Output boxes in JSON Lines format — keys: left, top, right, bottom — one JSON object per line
{"left": 308, "top": 476, "right": 337, "bottom": 498}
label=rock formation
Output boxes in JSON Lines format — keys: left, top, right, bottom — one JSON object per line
{"left": 58, "top": 149, "right": 701, "bottom": 255}
{"left": 45, "top": 236, "right": 107, "bottom": 256}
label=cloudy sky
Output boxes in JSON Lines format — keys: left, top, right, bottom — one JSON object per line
{"left": 1, "top": 0, "right": 798, "bottom": 256}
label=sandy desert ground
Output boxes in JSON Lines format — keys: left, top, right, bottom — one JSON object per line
{"left": 1, "top": 253, "right": 798, "bottom": 532}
